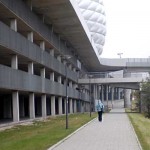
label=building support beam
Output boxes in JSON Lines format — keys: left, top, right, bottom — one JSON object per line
{"left": 12, "top": 91, "right": 19, "bottom": 122}
{"left": 29, "top": 93, "right": 35, "bottom": 119}
{"left": 51, "top": 96, "right": 55, "bottom": 116}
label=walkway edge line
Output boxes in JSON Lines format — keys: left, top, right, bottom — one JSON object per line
{"left": 47, "top": 117, "right": 97, "bottom": 150}
{"left": 128, "top": 116, "right": 143, "bottom": 150}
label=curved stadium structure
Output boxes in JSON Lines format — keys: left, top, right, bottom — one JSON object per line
{"left": 76, "top": 0, "right": 106, "bottom": 55}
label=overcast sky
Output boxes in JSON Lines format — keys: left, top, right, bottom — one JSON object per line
{"left": 101, "top": 0, "right": 150, "bottom": 58}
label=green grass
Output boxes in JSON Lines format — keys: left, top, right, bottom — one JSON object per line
{"left": 126, "top": 110, "right": 150, "bottom": 150}
{"left": 0, "top": 113, "right": 97, "bottom": 150}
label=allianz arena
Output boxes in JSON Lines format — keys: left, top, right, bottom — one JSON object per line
{"left": 76, "top": 0, "right": 106, "bottom": 55}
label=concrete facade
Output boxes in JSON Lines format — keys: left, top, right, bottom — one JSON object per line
{"left": 0, "top": 0, "right": 94, "bottom": 126}
{"left": 0, "top": 0, "right": 148, "bottom": 127}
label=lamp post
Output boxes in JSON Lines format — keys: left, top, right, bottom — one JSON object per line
{"left": 65, "top": 64, "right": 68, "bottom": 129}
{"left": 88, "top": 75, "right": 93, "bottom": 117}
{"left": 63, "top": 55, "right": 72, "bottom": 129}
{"left": 117, "top": 53, "right": 123, "bottom": 58}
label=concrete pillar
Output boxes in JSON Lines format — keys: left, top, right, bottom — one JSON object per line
{"left": 118, "top": 88, "right": 121, "bottom": 100}
{"left": 27, "top": 32, "right": 33, "bottom": 42}
{"left": 106, "top": 85, "right": 109, "bottom": 110}
{"left": 50, "top": 49, "right": 54, "bottom": 56}
{"left": 124, "top": 89, "right": 131, "bottom": 108}
{"left": 10, "top": 19, "right": 17, "bottom": 32}
{"left": 69, "top": 64, "right": 72, "bottom": 70}
{"left": 70, "top": 99, "right": 73, "bottom": 114}
{"left": 69, "top": 81, "right": 72, "bottom": 87}
{"left": 111, "top": 87, "right": 114, "bottom": 108}
{"left": 28, "top": 62, "right": 34, "bottom": 74}
{"left": 40, "top": 41, "right": 45, "bottom": 51}
{"left": 50, "top": 72, "right": 54, "bottom": 81}
{"left": 58, "top": 97, "right": 62, "bottom": 115}
{"left": 11, "top": 55, "right": 18, "bottom": 69}
{"left": 41, "top": 68, "right": 45, "bottom": 78}
{"left": 101, "top": 85, "right": 104, "bottom": 102}
{"left": 42, "top": 94, "right": 46, "bottom": 118}
{"left": 81, "top": 101, "right": 84, "bottom": 113}
{"left": 123, "top": 70, "right": 131, "bottom": 108}
{"left": 93, "top": 84, "right": 96, "bottom": 100}
{"left": 95, "top": 84, "right": 98, "bottom": 99}
{"left": 12, "top": 91, "right": 19, "bottom": 122}
{"left": 58, "top": 76, "right": 62, "bottom": 84}
{"left": 51, "top": 96, "right": 55, "bottom": 116}
{"left": 74, "top": 100, "right": 77, "bottom": 113}
{"left": 57, "top": 55, "right": 61, "bottom": 62}
{"left": 64, "top": 98, "right": 66, "bottom": 114}
{"left": 29, "top": 93, "right": 35, "bottom": 119}
{"left": 97, "top": 85, "right": 100, "bottom": 99}
{"left": 73, "top": 67, "right": 76, "bottom": 72}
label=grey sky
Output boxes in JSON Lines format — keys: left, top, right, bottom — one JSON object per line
{"left": 101, "top": 0, "right": 150, "bottom": 58}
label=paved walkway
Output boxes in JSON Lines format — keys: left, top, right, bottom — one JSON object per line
{"left": 48, "top": 101, "right": 142, "bottom": 150}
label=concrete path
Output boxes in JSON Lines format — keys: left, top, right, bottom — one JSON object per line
{"left": 48, "top": 101, "right": 142, "bottom": 150}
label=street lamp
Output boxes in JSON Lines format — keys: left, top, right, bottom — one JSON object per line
{"left": 63, "top": 55, "right": 72, "bottom": 129}
{"left": 88, "top": 75, "right": 93, "bottom": 117}
{"left": 117, "top": 53, "right": 123, "bottom": 58}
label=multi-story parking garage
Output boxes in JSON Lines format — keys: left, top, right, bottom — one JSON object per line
{"left": 0, "top": 0, "right": 107, "bottom": 125}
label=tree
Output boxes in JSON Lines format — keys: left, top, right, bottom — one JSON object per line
{"left": 141, "top": 78, "right": 150, "bottom": 118}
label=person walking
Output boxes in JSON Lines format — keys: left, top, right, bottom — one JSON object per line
{"left": 96, "top": 100, "right": 104, "bottom": 122}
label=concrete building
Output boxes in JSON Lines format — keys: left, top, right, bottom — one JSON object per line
{"left": 0, "top": 0, "right": 107, "bottom": 125}
{"left": 0, "top": 0, "right": 148, "bottom": 127}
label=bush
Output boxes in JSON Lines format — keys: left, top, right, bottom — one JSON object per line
{"left": 141, "top": 78, "right": 150, "bottom": 118}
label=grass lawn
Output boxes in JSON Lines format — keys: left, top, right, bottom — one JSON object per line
{"left": 0, "top": 113, "right": 97, "bottom": 150}
{"left": 127, "top": 110, "right": 150, "bottom": 150}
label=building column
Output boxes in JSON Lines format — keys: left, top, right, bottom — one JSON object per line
{"left": 10, "top": 19, "right": 17, "bottom": 32}
{"left": 57, "top": 55, "right": 61, "bottom": 62}
{"left": 64, "top": 98, "right": 66, "bottom": 114}
{"left": 29, "top": 93, "right": 35, "bottom": 119}
{"left": 118, "top": 88, "right": 121, "bottom": 100}
{"left": 42, "top": 94, "right": 46, "bottom": 118}
{"left": 28, "top": 62, "right": 34, "bottom": 74}
{"left": 50, "top": 49, "right": 54, "bottom": 56}
{"left": 74, "top": 100, "right": 77, "bottom": 113}
{"left": 41, "top": 68, "right": 45, "bottom": 78}
{"left": 73, "top": 67, "right": 76, "bottom": 72}
{"left": 111, "top": 87, "right": 114, "bottom": 109}
{"left": 50, "top": 72, "right": 54, "bottom": 81}
{"left": 106, "top": 85, "right": 109, "bottom": 110}
{"left": 124, "top": 89, "right": 131, "bottom": 108}
{"left": 51, "top": 96, "right": 55, "bottom": 116}
{"left": 58, "top": 76, "right": 62, "bottom": 84}
{"left": 27, "top": 32, "right": 33, "bottom": 42}
{"left": 40, "top": 41, "right": 45, "bottom": 51}
{"left": 11, "top": 55, "right": 18, "bottom": 69}
{"left": 69, "top": 64, "right": 72, "bottom": 70}
{"left": 123, "top": 69, "right": 131, "bottom": 108}
{"left": 95, "top": 84, "right": 98, "bottom": 99}
{"left": 58, "top": 97, "right": 62, "bottom": 115}
{"left": 69, "top": 81, "right": 72, "bottom": 87}
{"left": 12, "top": 91, "right": 19, "bottom": 122}
{"left": 101, "top": 85, "right": 104, "bottom": 102}
{"left": 70, "top": 99, "right": 73, "bottom": 114}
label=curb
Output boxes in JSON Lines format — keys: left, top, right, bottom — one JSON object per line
{"left": 47, "top": 117, "right": 97, "bottom": 150}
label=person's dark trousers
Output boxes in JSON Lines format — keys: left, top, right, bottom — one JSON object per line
{"left": 98, "top": 111, "right": 103, "bottom": 121}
